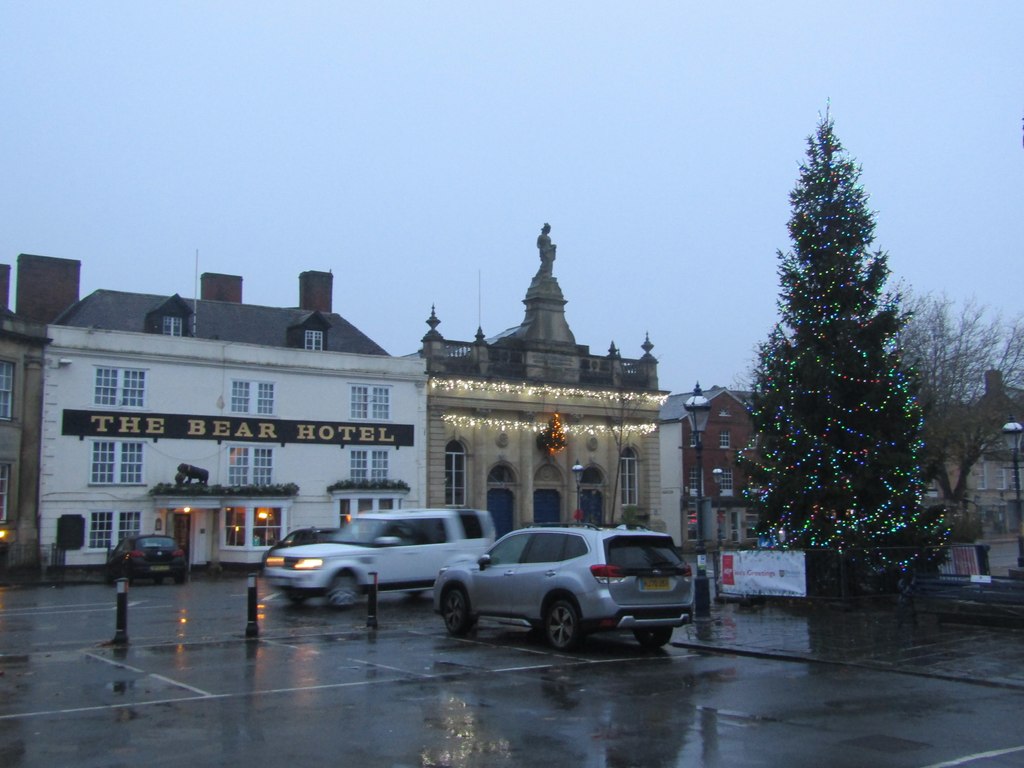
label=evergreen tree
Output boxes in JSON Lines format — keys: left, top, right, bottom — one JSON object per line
{"left": 745, "top": 114, "right": 942, "bottom": 559}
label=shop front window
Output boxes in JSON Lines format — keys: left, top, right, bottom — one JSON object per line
{"left": 224, "top": 506, "right": 247, "bottom": 547}
{"left": 252, "top": 507, "right": 281, "bottom": 546}
{"left": 224, "top": 505, "right": 285, "bottom": 548}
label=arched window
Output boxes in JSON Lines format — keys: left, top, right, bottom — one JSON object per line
{"left": 445, "top": 440, "right": 466, "bottom": 506}
{"left": 620, "top": 447, "right": 638, "bottom": 506}
{"left": 487, "top": 465, "right": 515, "bottom": 484}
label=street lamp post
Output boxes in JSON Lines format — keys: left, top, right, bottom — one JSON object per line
{"left": 684, "top": 383, "right": 712, "bottom": 620}
{"left": 1002, "top": 418, "right": 1023, "bottom": 568}
{"left": 712, "top": 466, "right": 724, "bottom": 594}
{"left": 572, "top": 459, "right": 584, "bottom": 523}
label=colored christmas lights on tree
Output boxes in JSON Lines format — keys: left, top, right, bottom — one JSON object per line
{"left": 742, "top": 113, "right": 946, "bottom": 565}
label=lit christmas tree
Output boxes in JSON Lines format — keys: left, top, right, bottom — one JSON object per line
{"left": 536, "top": 413, "right": 568, "bottom": 455}
{"left": 744, "top": 113, "right": 945, "bottom": 561}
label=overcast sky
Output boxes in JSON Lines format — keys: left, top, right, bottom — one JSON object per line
{"left": 2, "top": 2, "right": 1021, "bottom": 394}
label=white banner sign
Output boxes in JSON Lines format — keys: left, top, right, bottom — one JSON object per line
{"left": 721, "top": 549, "right": 806, "bottom": 597}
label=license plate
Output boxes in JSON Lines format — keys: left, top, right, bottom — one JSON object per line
{"left": 640, "top": 577, "right": 669, "bottom": 591}
{"left": 151, "top": 565, "right": 170, "bottom": 572}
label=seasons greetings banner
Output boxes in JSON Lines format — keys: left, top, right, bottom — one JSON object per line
{"left": 721, "top": 549, "right": 806, "bottom": 597}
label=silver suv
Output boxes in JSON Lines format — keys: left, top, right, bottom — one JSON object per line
{"left": 264, "top": 509, "right": 494, "bottom": 607}
{"left": 433, "top": 525, "right": 693, "bottom": 651}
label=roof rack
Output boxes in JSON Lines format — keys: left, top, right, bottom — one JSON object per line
{"left": 523, "top": 522, "right": 653, "bottom": 531}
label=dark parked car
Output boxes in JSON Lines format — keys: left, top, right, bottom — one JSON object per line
{"left": 105, "top": 535, "right": 187, "bottom": 585}
{"left": 260, "top": 526, "right": 345, "bottom": 568}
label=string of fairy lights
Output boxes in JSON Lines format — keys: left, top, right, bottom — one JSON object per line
{"left": 431, "top": 377, "right": 665, "bottom": 437}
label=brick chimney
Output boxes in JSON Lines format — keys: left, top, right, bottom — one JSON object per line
{"left": 299, "top": 270, "right": 333, "bottom": 313}
{"left": 16, "top": 254, "right": 81, "bottom": 323}
{"left": 0, "top": 264, "right": 9, "bottom": 312}
{"left": 984, "top": 369, "right": 1004, "bottom": 396}
{"left": 201, "top": 273, "right": 243, "bottom": 303}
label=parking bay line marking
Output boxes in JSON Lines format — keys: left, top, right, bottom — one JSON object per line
{"left": 0, "top": 601, "right": 157, "bottom": 617}
{"left": 85, "top": 651, "right": 214, "bottom": 697}
{"left": 918, "top": 745, "right": 1024, "bottom": 768}
{"left": 0, "top": 647, "right": 699, "bottom": 723}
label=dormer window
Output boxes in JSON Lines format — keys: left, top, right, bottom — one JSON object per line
{"left": 288, "top": 311, "right": 331, "bottom": 351}
{"left": 145, "top": 295, "right": 193, "bottom": 337}
{"left": 304, "top": 329, "right": 323, "bottom": 351}
{"left": 163, "top": 316, "right": 183, "bottom": 336}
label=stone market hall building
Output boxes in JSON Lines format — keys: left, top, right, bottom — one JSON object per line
{"left": 420, "top": 225, "right": 667, "bottom": 538}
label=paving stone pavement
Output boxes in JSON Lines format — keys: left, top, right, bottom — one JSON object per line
{"left": 673, "top": 599, "right": 1024, "bottom": 689}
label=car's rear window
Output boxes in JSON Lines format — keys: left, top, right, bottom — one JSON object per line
{"left": 605, "top": 536, "right": 682, "bottom": 569}
{"left": 137, "top": 536, "right": 176, "bottom": 549}
{"left": 457, "top": 511, "right": 485, "bottom": 539}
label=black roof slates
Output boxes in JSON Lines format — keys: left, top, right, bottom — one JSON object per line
{"left": 54, "top": 290, "right": 389, "bottom": 356}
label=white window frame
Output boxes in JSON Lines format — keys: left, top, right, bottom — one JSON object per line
{"left": 304, "top": 329, "right": 323, "bottom": 351}
{"left": 94, "top": 367, "right": 147, "bottom": 408}
{"left": 0, "top": 361, "right": 12, "bottom": 420}
{"left": 228, "top": 446, "right": 274, "bottom": 486}
{"left": 620, "top": 448, "right": 638, "bottom": 506}
{"left": 90, "top": 441, "right": 145, "bottom": 485}
{"left": 445, "top": 440, "right": 466, "bottom": 507}
{"left": 230, "top": 380, "right": 276, "bottom": 416}
{"left": 348, "top": 448, "right": 389, "bottom": 482}
{"left": 88, "top": 510, "right": 141, "bottom": 550}
{"left": 350, "top": 384, "right": 391, "bottom": 421}
{"left": 222, "top": 505, "right": 286, "bottom": 549}
{"left": 162, "top": 316, "right": 183, "bottom": 336}
{"left": 688, "top": 466, "right": 700, "bottom": 496}
{"left": 718, "top": 467, "right": 734, "bottom": 496}
{"left": 719, "top": 430, "right": 731, "bottom": 449}
{"left": 0, "top": 463, "right": 8, "bottom": 522}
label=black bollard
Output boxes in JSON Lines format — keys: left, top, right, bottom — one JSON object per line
{"left": 245, "top": 572, "right": 259, "bottom": 638}
{"left": 112, "top": 578, "right": 129, "bottom": 645}
{"left": 366, "top": 571, "right": 378, "bottom": 629}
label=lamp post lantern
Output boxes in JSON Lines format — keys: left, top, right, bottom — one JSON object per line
{"left": 683, "top": 383, "right": 712, "bottom": 619}
{"left": 572, "top": 460, "right": 584, "bottom": 523}
{"left": 1003, "top": 418, "right": 1023, "bottom": 567}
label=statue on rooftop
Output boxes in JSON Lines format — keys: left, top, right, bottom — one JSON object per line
{"left": 536, "top": 223, "right": 556, "bottom": 277}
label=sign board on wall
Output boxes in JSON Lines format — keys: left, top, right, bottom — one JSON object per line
{"left": 721, "top": 549, "right": 807, "bottom": 597}
{"left": 62, "top": 409, "right": 414, "bottom": 448}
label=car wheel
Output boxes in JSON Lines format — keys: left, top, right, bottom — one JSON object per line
{"left": 326, "top": 573, "right": 360, "bottom": 609}
{"left": 441, "top": 586, "right": 474, "bottom": 636}
{"left": 633, "top": 627, "right": 673, "bottom": 649}
{"left": 173, "top": 573, "right": 186, "bottom": 585}
{"left": 544, "top": 598, "right": 584, "bottom": 651}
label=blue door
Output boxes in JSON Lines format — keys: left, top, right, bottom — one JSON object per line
{"left": 487, "top": 488, "right": 514, "bottom": 539}
{"left": 582, "top": 490, "right": 603, "bottom": 525}
{"left": 533, "top": 489, "right": 561, "bottom": 525}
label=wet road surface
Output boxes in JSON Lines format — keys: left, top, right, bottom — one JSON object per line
{"left": 2, "top": 577, "right": 1024, "bottom": 767}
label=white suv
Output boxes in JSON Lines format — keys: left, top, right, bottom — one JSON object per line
{"left": 264, "top": 509, "right": 495, "bottom": 607}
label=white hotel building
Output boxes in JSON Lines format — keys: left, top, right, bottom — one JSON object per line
{"left": 37, "top": 265, "right": 426, "bottom": 569}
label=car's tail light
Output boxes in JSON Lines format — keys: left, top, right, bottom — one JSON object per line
{"left": 590, "top": 564, "right": 626, "bottom": 584}
{"left": 128, "top": 550, "right": 145, "bottom": 559}
{"left": 681, "top": 563, "right": 692, "bottom": 577}
{"left": 172, "top": 549, "right": 185, "bottom": 558}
